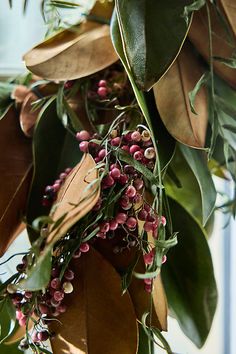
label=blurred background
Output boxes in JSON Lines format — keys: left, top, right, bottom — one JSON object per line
{"left": 0, "top": 2, "right": 235, "bottom": 353}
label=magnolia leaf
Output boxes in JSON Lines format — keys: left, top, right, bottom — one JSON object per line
{"left": 23, "top": 21, "right": 118, "bottom": 81}
{"left": 94, "top": 237, "right": 167, "bottom": 331}
{"left": 26, "top": 98, "right": 81, "bottom": 242}
{"left": 90, "top": 0, "right": 114, "bottom": 20}
{"left": 19, "top": 91, "right": 40, "bottom": 137}
{"left": 114, "top": 0, "right": 193, "bottom": 90}
{"left": 47, "top": 154, "right": 100, "bottom": 244}
{"left": 11, "top": 85, "right": 30, "bottom": 104}
{"left": 179, "top": 144, "right": 216, "bottom": 225}
{"left": 219, "top": 0, "right": 236, "bottom": 39}
{"left": 49, "top": 248, "right": 138, "bottom": 354}
{"left": 162, "top": 198, "right": 217, "bottom": 348}
{"left": 154, "top": 42, "right": 208, "bottom": 148}
{"left": 188, "top": 2, "right": 236, "bottom": 88}
{"left": 0, "top": 108, "right": 32, "bottom": 257}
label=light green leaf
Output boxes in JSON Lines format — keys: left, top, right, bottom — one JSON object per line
{"left": 162, "top": 198, "right": 217, "bottom": 348}
{"left": 179, "top": 144, "right": 216, "bottom": 225}
{"left": 189, "top": 72, "right": 209, "bottom": 114}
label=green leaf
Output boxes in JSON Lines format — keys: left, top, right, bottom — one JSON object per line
{"left": 213, "top": 56, "right": 236, "bottom": 68}
{"left": 189, "top": 72, "right": 209, "bottom": 114}
{"left": 222, "top": 124, "right": 236, "bottom": 134}
{"left": 114, "top": 0, "right": 193, "bottom": 90}
{"left": 0, "top": 83, "right": 16, "bottom": 120}
{"left": 18, "top": 248, "right": 52, "bottom": 291}
{"left": 26, "top": 97, "right": 82, "bottom": 242}
{"left": 162, "top": 198, "right": 217, "bottom": 348}
{"left": 179, "top": 144, "right": 216, "bottom": 226}
{"left": 138, "top": 324, "right": 154, "bottom": 354}
{"left": 183, "top": 0, "right": 206, "bottom": 22}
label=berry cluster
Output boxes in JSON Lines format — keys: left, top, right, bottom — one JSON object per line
{"left": 41, "top": 167, "right": 72, "bottom": 207}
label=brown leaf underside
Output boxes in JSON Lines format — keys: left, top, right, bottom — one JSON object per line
{"left": 50, "top": 248, "right": 138, "bottom": 354}
{"left": 153, "top": 42, "right": 208, "bottom": 148}
{"left": 47, "top": 154, "right": 100, "bottom": 244}
{"left": 0, "top": 108, "right": 32, "bottom": 256}
{"left": 23, "top": 22, "right": 118, "bottom": 81}
{"left": 188, "top": 3, "right": 236, "bottom": 88}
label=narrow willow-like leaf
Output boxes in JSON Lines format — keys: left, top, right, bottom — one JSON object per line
{"left": 189, "top": 72, "right": 209, "bottom": 114}
{"left": 183, "top": 0, "right": 206, "bottom": 22}
{"left": 213, "top": 56, "right": 236, "bottom": 68}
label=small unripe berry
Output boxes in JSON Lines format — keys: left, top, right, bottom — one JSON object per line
{"left": 79, "top": 141, "right": 89, "bottom": 153}
{"left": 63, "top": 282, "right": 74, "bottom": 294}
{"left": 131, "top": 131, "right": 141, "bottom": 142}
{"left": 7, "top": 284, "right": 17, "bottom": 294}
{"left": 144, "top": 147, "right": 155, "bottom": 159}
{"left": 141, "top": 130, "right": 151, "bottom": 141}
{"left": 110, "top": 129, "right": 118, "bottom": 138}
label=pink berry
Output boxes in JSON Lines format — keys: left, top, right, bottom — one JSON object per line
{"left": 121, "top": 145, "right": 130, "bottom": 152}
{"left": 98, "top": 79, "right": 107, "bottom": 87}
{"left": 131, "top": 131, "right": 141, "bottom": 142}
{"left": 144, "top": 278, "right": 152, "bottom": 285}
{"left": 94, "top": 157, "right": 100, "bottom": 163}
{"left": 32, "top": 331, "right": 40, "bottom": 342}
{"left": 60, "top": 172, "right": 67, "bottom": 180}
{"left": 116, "top": 212, "right": 128, "bottom": 224}
{"left": 110, "top": 167, "right": 121, "bottom": 179}
{"left": 111, "top": 137, "right": 121, "bottom": 146}
{"left": 51, "top": 298, "right": 61, "bottom": 307}
{"left": 119, "top": 174, "right": 129, "bottom": 185}
{"left": 129, "top": 144, "right": 140, "bottom": 154}
{"left": 80, "top": 242, "right": 90, "bottom": 253}
{"left": 19, "top": 316, "right": 27, "bottom": 327}
{"left": 138, "top": 209, "right": 148, "bottom": 221}
{"left": 161, "top": 216, "right": 166, "bottom": 226}
{"left": 124, "top": 132, "right": 132, "bottom": 142}
{"left": 126, "top": 217, "right": 137, "bottom": 229}
{"left": 125, "top": 185, "right": 137, "bottom": 198}
{"left": 103, "top": 175, "right": 115, "bottom": 187}
{"left": 76, "top": 130, "right": 91, "bottom": 141}
{"left": 73, "top": 250, "right": 81, "bottom": 258}
{"left": 39, "top": 304, "right": 50, "bottom": 315}
{"left": 96, "top": 231, "right": 106, "bottom": 239}
{"left": 16, "top": 310, "right": 24, "bottom": 320}
{"left": 134, "top": 178, "right": 144, "bottom": 190}
{"left": 57, "top": 304, "right": 67, "bottom": 313}
{"left": 97, "top": 86, "right": 107, "bottom": 97}
{"left": 144, "top": 284, "right": 152, "bottom": 293}
{"left": 64, "top": 269, "right": 74, "bottom": 281}
{"left": 99, "top": 222, "right": 110, "bottom": 233}
{"left": 143, "top": 221, "right": 154, "bottom": 232}
{"left": 133, "top": 151, "right": 143, "bottom": 161}
{"left": 37, "top": 331, "right": 49, "bottom": 342}
{"left": 143, "top": 250, "right": 154, "bottom": 265}
{"left": 109, "top": 219, "right": 118, "bottom": 231}
{"left": 98, "top": 149, "right": 107, "bottom": 159}
{"left": 120, "top": 195, "right": 131, "bottom": 208}
{"left": 110, "top": 163, "right": 120, "bottom": 170}
{"left": 79, "top": 141, "right": 89, "bottom": 153}
{"left": 144, "top": 203, "right": 151, "bottom": 213}
{"left": 53, "top": 183, "right": 61, "bottom": 192}
{"left": 65, "top": 167, "right": 72, "bottom": 174}
{"left": 54, "top": 291, "right": 64, "bottom": 302}
{"left": 50, "top": 278, "right": 61, "bottom": 290}
{"left": 162, "top": 255, "right": 167, "bottom": 264}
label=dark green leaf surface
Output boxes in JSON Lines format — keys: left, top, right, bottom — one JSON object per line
{"left": 115, "top": 0, "right": 193, "bottom": 90}
{"left": 179, "top": 145, "right": 216, "bottom": 225}
{"left": 26, "top": 98, "right": 82, "bottom": 242}
{"left": 162, "top": 198, "right": 217, "bottom": 348}
{"left": 0, "top": 83, "right": 15, "bottom": 120}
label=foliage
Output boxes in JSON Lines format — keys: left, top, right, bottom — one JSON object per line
{"left": 0, "top": 0, "right": 236, "bottom": 353}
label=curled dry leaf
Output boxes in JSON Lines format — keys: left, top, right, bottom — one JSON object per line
{"left": 0, "top": 108, "right": 32, "bottom": 256}
{"left": 20, "top": 92, "right": 40, "bottom": 137}
{"left": 95, "top": 236, "right": 168, "bottom": 331}
{"left": 153, "top": 42, "right": 208, "bottom": 148}
{"left": 47, "top": 154, "right": 100, "bottom": 245}
{"left": 11, "top": 85, "right": 30, "bottom": 104}
{"left": 50, "top": 248, "right": 138, "bottom": 354}
{"left": 188, "top": 2, "right": 236, "bottom": 88}
{"left": 23, "top": 21, "right": 118, "bottom": 81}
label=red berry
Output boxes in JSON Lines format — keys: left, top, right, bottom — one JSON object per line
{"left": 118, "top": 174, "right": 129, "bottom": 185}
{"left": 129, "top": 144, "right": 140, "bottom": 154}
{"left": 98, "top": 149, "right": 107, "bottom": 159}
{"left": 109, "top": 219, "right": 118, "bottom": 231}
{"left": 144, "top": 284, "right": 152, "bottom": 293}
{"left": 64, "top": 269, "right": 74, "bottom": 281}
{"left": 110, "top": 167, "right": 121, "bottom": 179}
{"left": 162, "top": 255, "right": 167, "bottom": 264}
{"left": 37, "top": 331, "right": 49, "bottom": 342}
{"left": 111, "top": 137, "right": 121, "bottom": 146}
{"left": 144, "top": 278, "right": 152, "bottom": 285}
{"left": 97, "top": 86, "right": 107, "bottom": 97}
{"left": 50, "top": 278, "right": 61, "bottom": 290}
{"left": 76, "top": 130, "right": 91, "bottom": 141}
{"left": 19, "top": 316, "right": 27, "bottom": 327}
{"left": 98, "top": 79, "right": 107, "bottom": 87}
{"left": 54, "top": 291, "right": 64, "bottom": 302}
{"left": 138, "top": 209, "right": 148, "bottom": 221}
{"left": 103, "top": 175, "right": 115, "bottom": 187}
{"left": 121, "top": 145, "right": 130, "bottom": 152}
{"left": 96, "top": 231, "right": 106, "bottom": 239}
{"left": 116, "top": 212, "right": 128, "bottom": 224}
{"left": 39, "top": 304, "right": 50, "bottom": 315}
{"left": 144, "top": 221, "right": 154, "bottom": 232}
{"left": 110, "top": 163, "right": 120, "bottom": 170}
{"left": 134, "top": 178, "right": 144, "bottom": 190}
{"left": 161, "top": 216, "right": 166, "bottom": 226}
{"left": 73, "top": 250, "right": 81, "bottom": 258}
{"left": 99, "top": 222, "right": 110, "bottom": 233}
{"left": 79, "top": 141, "right": 89, "bottom": 153}
{"left": 60, "top": 172, "right": 67, "bottom": 180}
{"left": 16, "top": 310, "right": 24, "bottom": 320}
{"left": 126, "top": 217, "right": 137, "bottom": 229}
{"left": 124, "top": 165, "right": 135, "bottom": 174}
{"left": 80, "top": 242, "right": 90, "bottom": 253}
{"left": 125, "top": 185, "right": 137, "bottom": 198}
{"left": 144, "top": 204, "right": 152, "bottom": 213}
{"left": 143, "top": 250, "right": 154, "bottom": 265}
{"left": 133, "top": 151, "right": 143, "bottom": 161}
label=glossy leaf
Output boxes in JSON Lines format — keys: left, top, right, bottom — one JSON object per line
{"left": 47, "top": 153, "right": 100, "bottom": 245}
{"left": 49, "top": 248, "right": 138, "bottom": 354}
{"left": 0, "top": 108, "right": 32, "bottom": 256}
{"left": 162, "top": 198, "right": 217, "bottom": 348}
{"left": 188, "top": 2, "right": 236, "bottom": 87}
{"left": 19, "top": 91, "right": 40, "bottom": 137}
{"left": 26, "top": 98, "right": 81, "bottom": 242}
{"left": 179, "top": 144, "right": 216, "bottom": 225}
{"left": 153, "top": 42, "right": 208, "bottom": 148}
{"left": 115, "top": 0, "right": 193, "bottom": 90}
{"left": 23, "top": 22, "right": 118, "bottom": 81}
